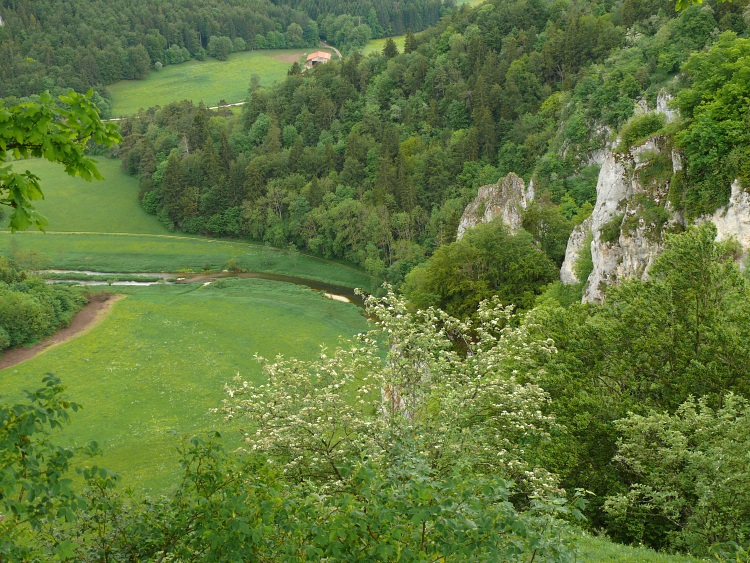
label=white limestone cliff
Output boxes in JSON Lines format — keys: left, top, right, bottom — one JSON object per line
{"left": 564, "top": 138, "right": 750, "bottom": 301}
{"left": 703, "top": 180, "right": 750, "bottom": 265}
{"left": 559, "top": 216, "right": 592, "bottom": 285}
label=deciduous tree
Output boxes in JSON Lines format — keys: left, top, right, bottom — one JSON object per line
{"left": 0, "top": 90, "right": 120, "bottom": 231}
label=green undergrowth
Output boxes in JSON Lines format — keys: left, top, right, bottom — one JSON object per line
{"left": 0, "top": 279, "right": 370, "bottom": 493}
{"left": 108, "top": 49, "right": 315, "bottom": 116}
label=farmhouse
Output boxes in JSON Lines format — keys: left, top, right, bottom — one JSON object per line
{"left": 305, "top": 51, "right": 331, "bottom": 69}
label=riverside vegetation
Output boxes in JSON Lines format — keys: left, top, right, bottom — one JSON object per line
{"left": 3, "top": 0, "right": 750, "bottom": 559}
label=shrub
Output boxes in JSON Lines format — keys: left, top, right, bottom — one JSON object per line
{"left": 617, "top": 113, "right": 665, "bottom": 152}
{"left": 606, "top": 394, "right": 750, "bottom": 556}
{"left": 599, "top": 214, "right": 623, "bottom": 244}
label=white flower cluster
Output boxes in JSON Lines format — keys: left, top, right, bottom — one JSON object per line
{"left": 224, "top": 287, "right": 562, "bottom": 497}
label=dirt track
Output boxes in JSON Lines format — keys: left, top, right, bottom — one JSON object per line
{"left": 0, "top": 294, "right": 125, "bottom": 370}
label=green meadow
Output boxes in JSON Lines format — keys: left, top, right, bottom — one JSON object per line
{"left": 108, "top": 49, "right": 316, "bottom": 116}
{"left": 361, "top": 35, "right": 406, "bottom": 56}
{"left": 4, "top": 158, "right": 377, "bottom": 290}
{"left": 0, "top": 279, "right": 369, "bottom": 492}
{"left": 0, "top": 159, "right": 375, "bottom": 494}
{"left": 20, "top": 158, "right": 168, "bottom": 234}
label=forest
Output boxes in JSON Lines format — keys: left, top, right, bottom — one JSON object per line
{"left": 116, "top": 0, "right": 748, "bottom": 295}
{"left": 0, "top": 0, "right": 445, "bottom": 99}
{"left": 3, "top": 0, "right": 750, "bottom": 558}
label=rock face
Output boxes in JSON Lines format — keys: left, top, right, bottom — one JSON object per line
{"left": 560, "top": 91, "right": 724, "bottom": 302}
{"left": 561, "top": 137, "right": 683, "bottom": 302}
{"left": 457, "top": 172, "right": 530, "bottom": 239}
{"left": 657, "top": 91, "right": 678, "bottom": 123}
{"left": 559, "top": 217, "right": 592, "bottom": 284}
{"left": 704, "top": 180, "right": 750, "bottom": 263}
{"left": 562, "top": 99, "right": 750, "bottom": 301}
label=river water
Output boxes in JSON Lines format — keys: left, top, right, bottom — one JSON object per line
{"left": 43, "top": 270, "right": 366, "bottom": 308}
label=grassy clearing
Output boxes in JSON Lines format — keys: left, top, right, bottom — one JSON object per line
{"left": 576, "top": 535, "right": 704, "bottom": 562}
{"left": 3, "top": 159, "right": 377, "bottom": 290}
{"left": 0, "top": 279, "right": 370, "bottom": 492}
{"left": 108, "top": 49, "right": 325, "bottom": 116}
{"left": 361, "top": 36, "right": 406, "bottom": 56}
{"left": 12, "top": 158, "right": 168, "bottom": 235}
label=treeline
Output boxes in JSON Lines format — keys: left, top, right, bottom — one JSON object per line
{"left": 119, "top": 0, "right": 746, "bottom": 286}
{"left": 284, "top": 0, "right": 445, "bottom": 40}
{"left": 0, "top": 0, "right": 446, "bottom": 99}
{"left": 0, "top": 258, "right": 88, "bottom": 351}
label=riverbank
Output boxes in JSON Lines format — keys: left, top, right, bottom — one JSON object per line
{"left": 0, "top": 293, "right": 125, "bottom": 370}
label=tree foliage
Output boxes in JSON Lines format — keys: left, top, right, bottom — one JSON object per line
{"left": 607, "top": 393, "right": 750, "bottom": 556}
{"left": 0, "top": 258, "right": 88, "bottom": 350}
{"left": 403, "top": 221, "right": 558, "bottom": 318}
{"left": 525, "top": 223, "right": 750, "bottom": 545}
{"left": 0, "top": 90, "right": 120, "bottom": 231}
{"left": 675, "top": 32, "right": 750, "bottom": 216}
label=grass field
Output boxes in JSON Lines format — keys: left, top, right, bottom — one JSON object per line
{"left": 3, "top": 232, "right": 377, "bottom": 289}
{"left": 4, "top": 159, "right": 377, "bottom": 290}
{"left": 17, "top": 158, "right": 168, "bottom": 235}
{"left": 361, "top": 36, "right": 406, "bottom": 56}
{"left": 0, "top": 279, "right": 370, "bottom": 492}
{"left": 108, "top": 49, "right": 331, "bottom": 116}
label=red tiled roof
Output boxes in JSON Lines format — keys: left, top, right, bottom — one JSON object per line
{"left": 306, "top": 51, "right": 332, "bottom": 61}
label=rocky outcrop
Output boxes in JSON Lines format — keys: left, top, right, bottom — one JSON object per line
{"left": 560, "top": 91, "right": 713, "bottom": 301}
{"left": 563, "top": 130, "right": 750, "bottom": 301}
{"left": 560, "top": 216, "right": 592, "bottom": 284}
{"left": 561, "top": 137, "right": 682, "bottom": 302}
{"left": 704, "top": 180, "right": 750, "bottom": 263}
{"left": 457, "top": 172, "right": 530, "bottom": 239}
{"left": 657, "top": 91, "right": 677, "bottom": 123}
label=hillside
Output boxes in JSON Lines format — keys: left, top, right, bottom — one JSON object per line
{"left": 0, "top": 0, "right": 446, "bottom": 99}
{"left": 3, "top": 0, "right": 750, "bottom": 558}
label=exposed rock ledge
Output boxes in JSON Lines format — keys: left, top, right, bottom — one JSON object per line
{"left": 561, "top": 138, "right": 681, "bottom": 302}
{"left": 562, "top": 143, "right": 750, "bottom": 301}
{"left": 703, "top": 180, "right": 750, "bottom": 260}
{"left": 457, "top": 172, "right": 532, "bottom": 239}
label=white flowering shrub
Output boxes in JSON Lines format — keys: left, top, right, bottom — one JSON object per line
{"left": 226, "top": 288, "right": 561, "bottom": 497}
